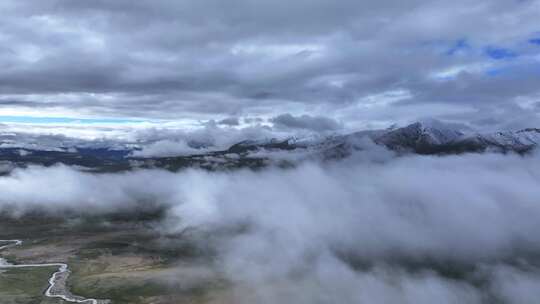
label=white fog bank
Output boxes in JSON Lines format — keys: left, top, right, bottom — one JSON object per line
{"left": 1, "top": 151, "right": 540, "bottom": 303}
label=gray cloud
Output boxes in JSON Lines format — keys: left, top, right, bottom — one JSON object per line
{"left": 271, "top": 113, "right": 343, "bottom": 132}
{"left": 0, "top": 0, "right": 539, "bottom": 128}
{"left": 218, "top": 117, "right": 240, "bottom": 126}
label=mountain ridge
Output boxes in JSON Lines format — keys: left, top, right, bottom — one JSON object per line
{"left": 1, "top": 122, "right": 538, "bottom": 173}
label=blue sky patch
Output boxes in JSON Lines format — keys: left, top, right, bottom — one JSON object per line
{"left": 529, "top": 38, "right": 540, "bottom": 45}
{"left": 484, "top": 46, "right": 518, "bottom": 60}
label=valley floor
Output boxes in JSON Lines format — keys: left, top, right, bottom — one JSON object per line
{"left": 0, "top": 214, "right": 226, "bottom": 304}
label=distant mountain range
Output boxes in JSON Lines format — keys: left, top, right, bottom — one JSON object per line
{"left": 1, "top": 122, "right": 539, "bottom": 173}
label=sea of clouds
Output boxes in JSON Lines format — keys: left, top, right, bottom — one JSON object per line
{"left": 1, "top": 150, "right": 540, "bottom": 303}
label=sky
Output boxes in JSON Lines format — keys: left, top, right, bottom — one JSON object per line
{"left": 0, "top": 0, "right": 539, "bottom": 136}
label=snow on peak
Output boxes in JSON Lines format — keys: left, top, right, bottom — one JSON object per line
{"left": 481, "top": 129, "right": 540, "bottom": 148}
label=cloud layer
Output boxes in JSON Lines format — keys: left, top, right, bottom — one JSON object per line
{"left": 1, "top": 150, "right": 540, "bottom": 302}
{"left": 0, "top": 1, "right": 539, "bottom": 129}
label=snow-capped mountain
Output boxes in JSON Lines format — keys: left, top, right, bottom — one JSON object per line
{"left": 221, "top": 122, "right": 539, "bottom": 157}
{"left": 0, "top": 122, "right": 538, "bottom": 173}
{"left": 372, "top": 122, "right": 539, "bottom": 154}
{"left": 374, "top": 122, "right": 465, "bottom": 152}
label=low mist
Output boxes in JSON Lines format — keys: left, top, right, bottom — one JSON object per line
{"left": 1, "top": 150, "right": 540, "bottom": 303}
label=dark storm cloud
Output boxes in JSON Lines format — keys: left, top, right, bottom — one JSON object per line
{"left": 0, "top": 0, "right": 539, "bottom": 127}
